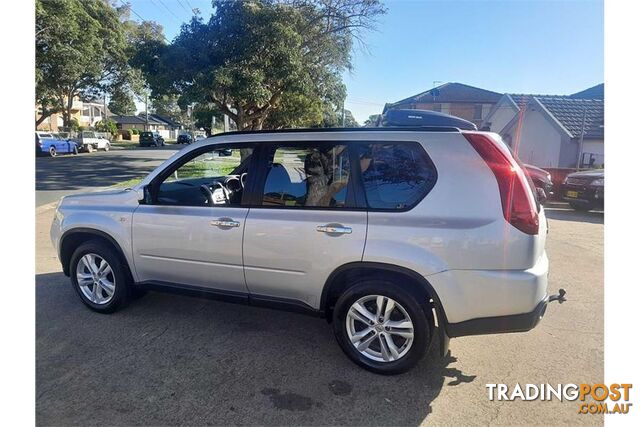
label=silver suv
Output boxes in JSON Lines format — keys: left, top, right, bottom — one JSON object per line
{"left": 51, "top": 127, "right": 564, "bottom": 374}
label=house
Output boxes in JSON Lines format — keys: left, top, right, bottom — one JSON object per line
{"left": 383, "top": 82, "right": 503, "bottom": 127}
{"left": 482, "top": 85, "right": 604, "bottom": 169}
{"left": 36, "top": 97, "right": 109, "bottom": 131}
{"left": 146, "top": 114, "right": 183, "bottom": 131}
{"left": 110, "top": 115, "right": 167, "bottom": 132}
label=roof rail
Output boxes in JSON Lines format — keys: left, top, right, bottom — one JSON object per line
{"left": 211, "top": 126, "right": 461, "bottom": 138}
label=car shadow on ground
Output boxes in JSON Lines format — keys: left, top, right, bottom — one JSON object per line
{"left": 544, "top": 207, "right": 604, "bottom": 225}
{"left": 35, "top": 148, "right": 180, "bottom": 191}
{"left": 36, "top": 272, "right": 476, "bottom": 426}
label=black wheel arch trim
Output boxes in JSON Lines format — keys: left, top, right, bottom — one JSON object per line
{"left": 59, "top": 228, "right": 131, "bottom": 277}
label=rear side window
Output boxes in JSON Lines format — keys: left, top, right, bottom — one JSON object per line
{"left": 355, "top": 142, "right": 436, "bottom": 210}
{"left": 262, "top": 144, "right": 351, "bottom": 208}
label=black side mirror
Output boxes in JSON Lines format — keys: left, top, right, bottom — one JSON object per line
{"left": 535, "top": 187, "right": 547, "bottom": 205}
{"left": 140, "top": 185, "right": 153, "bottom": 205}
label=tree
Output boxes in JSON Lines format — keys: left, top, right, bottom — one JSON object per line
{"left": 139, "top": 0, "right": 385, "bottom": 130}
{"left": 108, "top": 87, "right": 137, "bottom": 115}
{"left": 36, "top": 0, "right": 130, "bottom": 128}
{"left": 95, "top": 119, "right": 118, "bottom": 137}
{"left": 363, "top": 114, "right": 381, "bottom": 127}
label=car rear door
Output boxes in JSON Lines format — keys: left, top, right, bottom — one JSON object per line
{"left": 242, "top": 141, "right": 367, "bottom": 310}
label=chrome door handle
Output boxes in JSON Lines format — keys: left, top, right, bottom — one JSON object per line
{"left": 211, "top": 219, "right": 240, "bottom": 228}
{"left": 317, "top": 225, "right": 352, "bottom": 234}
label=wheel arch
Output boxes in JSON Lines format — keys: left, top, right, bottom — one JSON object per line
{"left": 59, "top": 228, "right": 131, "bottom": 279}
{"left": 321, "top": 262, "right": 449, "bottom": 324}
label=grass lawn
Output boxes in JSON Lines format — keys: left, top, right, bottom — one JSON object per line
{"left": 111, "top": 177, "right": 144, "bottom": 188}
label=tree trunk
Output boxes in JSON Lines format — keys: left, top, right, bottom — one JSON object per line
{"left": 36, "top": 111, "right": 52, "bottom": 128}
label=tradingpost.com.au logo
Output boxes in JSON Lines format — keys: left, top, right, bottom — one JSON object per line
{"left": 486, "top": 383, "right": 633, "bottom": 415}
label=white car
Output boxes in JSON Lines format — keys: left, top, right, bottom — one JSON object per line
{"left": 50, "top": 115, "right": 565, "bottom": 374}
{"left": 72, "top": 131, "right": 111, "bottom": 153}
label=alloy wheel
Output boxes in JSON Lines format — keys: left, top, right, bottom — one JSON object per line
{"left": 75, "top": 253, "right": 116, "bottom": 305}
{"left": 346, "top": 295, "right": 415, "bottom": 362}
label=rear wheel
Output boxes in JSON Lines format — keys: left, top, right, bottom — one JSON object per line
{"left": 49, "top": 146, "right": 56, "bottom": 157}
{"left": 69, "top": 240, "right": 131, "bottom": 313}
{"left": 86, "top": 144, "right": 94, "bottom": 153}
{"left": 103, "top": 143, "right": 110, "bottom": 152}
{"left": 72, "top": 145, "right": 78, "bottom": 155}
{"left": 333, "top": 280, "right": 431, "bottom": 374}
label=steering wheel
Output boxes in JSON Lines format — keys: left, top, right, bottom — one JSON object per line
{"left": 212, "top": 181, "right": 230, "bottom": 204}
{"left": 199, "top": 184, "right": 213, "bottom": 205}
{"left": 240, "top": 173, "right": 248, "bottom": 189}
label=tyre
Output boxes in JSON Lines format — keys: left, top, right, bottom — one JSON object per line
{"left": 332, "top": 280, "right": 431, "bottom": 374}
{"left": 86, "top": 144, "right": 94, "bottom": 153}
{"left": 73, "top": 145, "right": 79, "bottom": 155}
{"left": 69, "top": 240, "right": 131, "bottom": 314}
{"left": 569, "top": 202, "right": 592, "bottom": 212}
{"left": 49, "top": 146, "right": 56, "bottom": 157}
{"left": 104, "top": 143, "right": 110, "bottom": 152}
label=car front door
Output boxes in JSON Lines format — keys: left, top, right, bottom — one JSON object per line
{"left": 132, "top": 143, "right": 257, "bottom": 295}
{"left": 242, "top": 141, "right": 367, "bottom": 309}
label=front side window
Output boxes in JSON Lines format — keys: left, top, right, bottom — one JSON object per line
{"left": 156, "top": 146, "right": 254, "bottom": 207}
{"left": 262, "top": 144, "right": 351, "bottom": 208}
{"left": 356, "top": 142, "right": 436, "bottom": 210}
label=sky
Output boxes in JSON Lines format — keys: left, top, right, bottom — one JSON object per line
{"left": 127, "top": 0, "right": 604, "bottom": 124}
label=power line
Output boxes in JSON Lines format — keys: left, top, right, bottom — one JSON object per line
{"left": 118, "top": 0, "right": 170, "bottom": 44}
{"left": 176, "top": 0, "right": 190, "bottom": 14}
{"left": 155, "top": 0, "right": 182, "bottom": 23}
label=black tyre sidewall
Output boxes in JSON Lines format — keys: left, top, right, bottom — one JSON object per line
{"left": 569, "top": 202, "right": 592, "bottom": 212}
{"left": 69, "top": 241, "right": 130, "bottom": 313}
{"left": 333, "top": 280, "right": 430, "bottom": 375}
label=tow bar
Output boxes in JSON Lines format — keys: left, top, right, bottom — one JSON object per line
{"left": 548, "top": 288, "right": 567, "bottom": 304}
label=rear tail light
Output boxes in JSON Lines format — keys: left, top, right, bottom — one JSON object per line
{"left": 463, "top": 132, "right": 539, "bottom": 235}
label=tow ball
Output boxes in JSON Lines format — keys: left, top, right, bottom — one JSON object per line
{"left": 548, "top": 288, "right": 567, "bottom": 304}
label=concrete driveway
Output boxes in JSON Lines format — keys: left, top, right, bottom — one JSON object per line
{"left": 35, "top": 145, "right": 181, "bottom": 206}
{"left": 35, "top": 203, "right": 603, "bottom": 426}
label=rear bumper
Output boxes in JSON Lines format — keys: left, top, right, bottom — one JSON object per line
{"left": 447, "top": 297, "right": 548, "bottom": 337}
{"left": 561, "top": 184, "right": 604, "bottom": 206}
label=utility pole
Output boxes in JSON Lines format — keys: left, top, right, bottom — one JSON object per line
{"left": 103, "top": 93, "right": 108, "bottom": 122}
{"left": 145, "top": 92, "right": 149, "bottom": 131}
{"left": 576, "top": 103, "right": 588, "bottom": 170}
{"left": 341, "top": 100, "right": 346, "bottom": 127}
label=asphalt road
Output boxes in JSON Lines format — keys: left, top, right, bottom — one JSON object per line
{"left": 35, "top": 145, "right": 181, "bottom": 206}
{"left": 35, "top": 202, "right": 604, "bottom": 425}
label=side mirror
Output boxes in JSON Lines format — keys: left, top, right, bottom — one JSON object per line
{"left": 535, "top": 187, "right": 547, "bottom": 205}
{"left": 140, "top": 185, "right": 153, "bottom": 205}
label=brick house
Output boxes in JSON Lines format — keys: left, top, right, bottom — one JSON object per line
{"left": 383, "top": 82, "right": 503, "bottom": 127}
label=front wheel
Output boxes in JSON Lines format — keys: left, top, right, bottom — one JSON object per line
{"left": 69, "top": 240, "right": 131, "bottom": 313}
{"left": 332, "top": 281, "right": 431, "bottom": 374}
{"left": 103, "top": 143, "right": 110, "bottom": 152}
{"left": 72, "top": 145, "right": 79, "bottom": 155}
{"left": 86, "top": 144, "right": 94, "bottom": 153}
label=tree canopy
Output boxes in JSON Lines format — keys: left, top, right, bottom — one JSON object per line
{"left": 35, "top": 0, "right": 130, "bottom": 127}
{"left": 137, "top": 0, "right": 384, "bottom": 130}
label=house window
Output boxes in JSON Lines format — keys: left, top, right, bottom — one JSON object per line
{"left": 432, "top": 104, "right": 442, "bottom": 112}
{"left": 473, "top": 104, "right": 483, "bottom": 120}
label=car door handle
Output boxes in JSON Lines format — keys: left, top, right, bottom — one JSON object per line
{"left": 211, "top": 219, "right": 240, "bottom": 228}
{"left": 317, "top": 225, "right": 352, "bottom": 234}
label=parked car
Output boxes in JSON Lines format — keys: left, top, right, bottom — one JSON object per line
{"left": 177, "top": 133, "right": 193, "bottom": 144}
{"left": 139, "top": 131, "right": 165, "bottom": 147}
{"left": 194, "top": 134, "right": 207, "bottom": 142}
{"left": 523, "top": 164, "right": 554, "bottom": 204}
{"left": 71, "top": 131, "right": 111, "bottom": 153}
{"left": 561, "top": 169, "right": 604, "bottom": 211}
{"left": 35, "top": 131, "right": 78, "bottom": 157}
{"left": 51, "top": 124, "right": 565, "bottom": 374}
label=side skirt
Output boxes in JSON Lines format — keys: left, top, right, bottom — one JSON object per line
{"left": 137, "top": 280, "right": 323, "bottom": 317}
